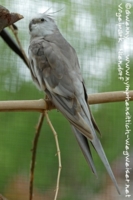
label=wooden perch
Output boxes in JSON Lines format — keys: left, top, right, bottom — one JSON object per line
{"left": 0, "top": 91, "right": 133, "bottom": 113}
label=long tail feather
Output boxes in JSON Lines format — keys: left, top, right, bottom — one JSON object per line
{"left": 91, "top": 136, "right": 120, "bottom": 194}
{"left": 72, "top": 126, "right": 97, "bottom": 176}
{"left": 80, "top": 97, "right": 121, "bottom": 194}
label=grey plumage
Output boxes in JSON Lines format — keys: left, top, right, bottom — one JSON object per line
{"left": 28, "top": 13, "right": 120, "bottom": 194}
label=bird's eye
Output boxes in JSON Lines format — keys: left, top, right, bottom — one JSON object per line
{"left": 41, "top": 18, "right": 45, "bottom": 22}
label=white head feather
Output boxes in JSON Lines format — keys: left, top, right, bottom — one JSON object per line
{"left": 29, "top": 13, "right": 58, "bottom": 37}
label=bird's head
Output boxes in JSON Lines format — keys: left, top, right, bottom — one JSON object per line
{"left": 29, "top": 13, "right": 58, "bottom": 37}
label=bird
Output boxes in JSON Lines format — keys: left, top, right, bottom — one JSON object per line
{"left": 28, "top": 12, "right": 120, "bottom": 194}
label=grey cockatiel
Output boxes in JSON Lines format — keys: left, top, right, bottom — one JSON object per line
{"left": 28, "top": 13, "right": 120, "bottom": 193}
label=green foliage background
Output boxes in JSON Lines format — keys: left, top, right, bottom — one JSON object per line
{"left": 0, "top": 0, "right": 133, "bottom": 199}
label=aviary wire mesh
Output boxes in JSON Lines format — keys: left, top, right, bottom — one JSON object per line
{"left": 0, "top": 0, "right": 133, "bottom": 200}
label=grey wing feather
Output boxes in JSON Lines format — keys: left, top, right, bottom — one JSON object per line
{"left": 88, "top": 104, "right": 101, "bottom": 135}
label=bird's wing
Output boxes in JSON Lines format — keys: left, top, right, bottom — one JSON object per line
{"left": 29, "top": 37, "right": 94, "bottom": 140}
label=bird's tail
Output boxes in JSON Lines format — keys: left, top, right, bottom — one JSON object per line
{"left": 91, "top": 135, "right": 120, "bottom": 194}
{"left": 77, "top": 97, "right": 121, "bottom": 194}
{"left": 72, "top": 126, "right": 97, "bottom": 176}
{"left": 72, "top": 125, "right": 120, "bottom": 194}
